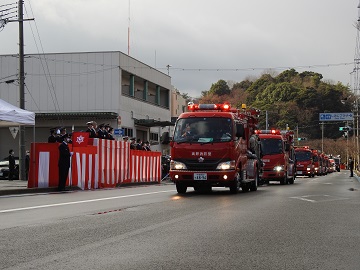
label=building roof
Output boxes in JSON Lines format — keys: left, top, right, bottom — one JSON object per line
{"left": 134, "top": 118, "right": 175, "bottom": 128}
{"left": 35, "top": 112, "right": 118, "bottom": 121}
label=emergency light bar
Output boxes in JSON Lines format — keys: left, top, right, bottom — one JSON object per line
{"left": 187, "top": 102, "right": 232, "bottom": 112}
{"left": 255, "top": 129, "right": 281, "bottom": 135}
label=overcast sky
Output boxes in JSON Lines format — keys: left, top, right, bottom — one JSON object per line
{"left": 1, "top": 0, "right": 359, "bottom": 98}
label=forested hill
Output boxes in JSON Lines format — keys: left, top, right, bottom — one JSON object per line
{"left": 198, "top": 69, "right": 352, "bottom": 140}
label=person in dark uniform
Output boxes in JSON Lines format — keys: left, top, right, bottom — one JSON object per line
{"left": 48, "top": 128, "right": 58, "bottom": 143}
{"left": 349, "top": 157, "right": 354, "bottom": 177}
{"left": 107, "top": 127, "right": 115, "bottom": 140}
{"left": 25, "top": 150, "right": 30, "bottom": 180}
{"left": 58, "top": 134, "right": 71, "bottom": 191}
{"left": 130, "top": 138, "right": 136, "bottom": 149}
{"left": 8, "top": 149, "right": 16, "bottom": 181}
{"left": 86, "top": 121, "right": 97, "bottom": 138}
{"left": 56, "top": 127, "right": 68, "bottom": 143}
{"left": 136, "top": 139, "right": 143, "bottom": 150}
{"left": 97, "top": 124, "right": 108, "bottom": 139}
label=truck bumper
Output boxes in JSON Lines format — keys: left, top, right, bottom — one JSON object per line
{"left": 261, "top": 170, "right": 286, "bottom": 181}
{"left": 170, "top": 170, "right": 238, "bottom": 187}
{"left": 296, "top": 170, "right": 312, "bottom": 176}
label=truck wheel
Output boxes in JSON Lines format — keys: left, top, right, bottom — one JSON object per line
{"left": 176, "top": 183, "right": 187, "bottom": 194}
{"left": 229, "top": 172, "right": 241, "bottom": 194}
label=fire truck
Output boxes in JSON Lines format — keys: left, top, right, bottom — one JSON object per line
{"left": 294, "top": 146, "right": 315, "bottom": 177}
{"left": 169, "top": 102, "right": 261, "bottom": 194}
{"left": 255, "top": 129, "right": 296, "bottom": 185}
{"left": 312, "top": 149, "right": 322, "bottom": 176}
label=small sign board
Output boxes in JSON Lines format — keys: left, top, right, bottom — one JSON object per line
{"left": 9, "top": 127, "right": 19, "bottom": 139}
{"left": 113, "top": 128, "right": 124, "bottom": 136}
{"left": 319, "top": 112, "right": 353, "bottom": 121}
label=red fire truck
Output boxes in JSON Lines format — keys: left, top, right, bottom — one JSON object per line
{"left": 312, "top": 149, "right": 322, "bottom": 176}
{"left": 294, "top": 146, "right": 315, "bottom": 177}
{"left": 255, "top": 129, "right": 296, "bottom": 185}
{"left": 169, "top": 102, "right": 261, "bottom": 194}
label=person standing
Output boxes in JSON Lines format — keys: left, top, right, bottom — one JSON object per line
{"left": 48, "top": 128, "right": 58, "bottom": 143}
{"left": 86, "top": 121, "right": 97, "bottom": 138}
{"left": 349, "top": 157, "right": 354, "bottom": 177}
{"left": 25, "top": 150, "right": 30, "bottom": 180}
{"left": 8, "top": 149, "right": 16, "bottom": 181}
{"left": 58, "top": 135, "right": 71, "bottom": 191}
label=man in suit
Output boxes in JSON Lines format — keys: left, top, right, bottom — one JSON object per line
{"left": 58, "top": 134, "right": 71, "bottom": 191}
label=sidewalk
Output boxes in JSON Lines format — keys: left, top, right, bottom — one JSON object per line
{"left": 0, "top": 178, "right": 173, "bottom": 196}
{"left": 0, "top": 180, "right": 58, "bottom": 196}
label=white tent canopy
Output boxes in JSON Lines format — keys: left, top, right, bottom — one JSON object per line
{"left": 0, "top": 98, "right": 35, "bottom": 126}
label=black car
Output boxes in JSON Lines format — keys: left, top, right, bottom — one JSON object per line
{"left": 0, "top": 157, "right": 19, "bottom": 180}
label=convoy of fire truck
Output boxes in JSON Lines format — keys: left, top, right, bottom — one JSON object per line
{"left": 168, "top": 102, "right": 341, "bottom": 194}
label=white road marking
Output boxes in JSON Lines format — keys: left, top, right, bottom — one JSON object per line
{"left": 0, "top": 190, "right": 174, "bottom": 214}
{"left": 290, "top": 194, "right": 349, "bottom": 203}
{"left": 290, "top": 196, "right": 316, "bottom": 202}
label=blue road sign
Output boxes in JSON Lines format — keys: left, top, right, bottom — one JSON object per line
{"left": 319, "top": 112, "right": 353, "bottom": 121}
{"left": 114, "top": 128, "right": 124, "bottom": 136}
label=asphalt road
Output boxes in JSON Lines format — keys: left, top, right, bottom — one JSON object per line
{"left": 0, "top": 172, "right": 359, "bottom": 270}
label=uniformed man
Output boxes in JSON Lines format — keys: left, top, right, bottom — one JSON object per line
{"left": 86, "top": 121, "right": 97, "bottom": 138}
{"left": 57, "top": 127, "right": 71, "bottom": 143}
{"left": 58, "top": 134, "right": 71, "bottom": 191}
{"left": 97, "top": 124, "right": 108, "bottom": 139}
{"left": 48, "top": 128, "right": 58, "bottom": 143}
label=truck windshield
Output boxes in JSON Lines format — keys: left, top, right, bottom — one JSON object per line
{"left": 173, "top": 117, "right": 233, "bottom": 143}
{"left": 295, "top": 151, "right": 312, "bottom": 161}
{"left": 260, "top": 139, "right": 283, "bottom": 155}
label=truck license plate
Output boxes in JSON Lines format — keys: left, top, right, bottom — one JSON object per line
{"left": 194, "top": 173, "right": 207, "bottom": 180}
{"left": 297, "top": 171, "right": 302, "bottom": 175}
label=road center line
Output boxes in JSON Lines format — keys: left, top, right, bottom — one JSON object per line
{"left": 0, "top": 190, "right": 174, "bottom": 214}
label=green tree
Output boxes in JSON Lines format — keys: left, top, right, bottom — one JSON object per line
{"left": 209, "top": 79, "right": 231, "bottom": 96}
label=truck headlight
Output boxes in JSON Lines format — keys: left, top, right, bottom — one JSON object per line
{"left": 216, "top": 160, "right": 235, "bottom": 170}
{"left": 170, "top": 160, "right": 187, "bottom": 170}
{"left": 274, "top": 165, "right": 284, "bottom": 172}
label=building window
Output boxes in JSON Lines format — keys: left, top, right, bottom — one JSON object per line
{"left": 123, "top": 127, "right": 133, "bottom": 137}
{"left": 150, "top": 132, "right": 159, "bottom": 142}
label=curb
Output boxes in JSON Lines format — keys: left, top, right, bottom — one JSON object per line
{"left": 0, "top": 181, "right": 174, "bottom": 196}
{"left": 0, "top": 186, "right": 81, "bottom": 196}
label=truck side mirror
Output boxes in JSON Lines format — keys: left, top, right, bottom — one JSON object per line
{"left": 236, "top": 124, "right": 245, "bottom": 139}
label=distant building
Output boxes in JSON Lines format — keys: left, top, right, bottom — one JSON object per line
{"left": 0, "top": 51, "right": 175, "bottom": 154}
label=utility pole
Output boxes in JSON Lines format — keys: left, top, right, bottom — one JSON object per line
{"left": 18, "top": 0, "right": 26, "bottom": 180}
{"left": 321, "top": 122, "right": 324, "bottom": 152}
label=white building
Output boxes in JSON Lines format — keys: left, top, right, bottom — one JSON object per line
{"left": 0, "top": 51, "right": 174, "bottom": 156}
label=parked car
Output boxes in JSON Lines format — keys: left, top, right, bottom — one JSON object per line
{"left": 0, "top": 157, "right": 19, "bottom": 180}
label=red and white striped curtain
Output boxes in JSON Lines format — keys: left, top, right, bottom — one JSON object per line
{"left": 28, "top": 139, "right": 161, "bottom": 189}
